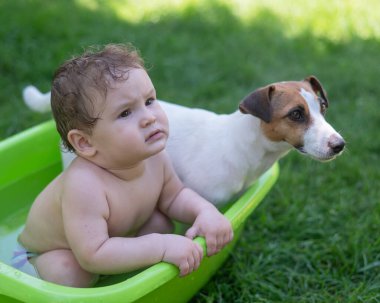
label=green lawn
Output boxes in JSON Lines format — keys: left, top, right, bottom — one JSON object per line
{"left": 1, "top": 1, "right": 380, "bottom": 302}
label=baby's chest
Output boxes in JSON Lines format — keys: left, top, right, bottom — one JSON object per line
{"left": 105, "top": 177, "right": 163, "bottom": 236}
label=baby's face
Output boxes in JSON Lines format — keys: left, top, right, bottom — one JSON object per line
{"left": 89, "top": 68, "right": 169, "bottom": 169}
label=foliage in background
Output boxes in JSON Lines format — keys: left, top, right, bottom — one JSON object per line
{"left": 1, "top": 1, "right": 380, "bottom": 302}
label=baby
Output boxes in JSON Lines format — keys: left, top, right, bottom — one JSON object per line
{"left": 16, "top": 44, "right": 233, "bottom": 287}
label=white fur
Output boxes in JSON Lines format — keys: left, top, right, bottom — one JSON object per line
{"left": 300, "top": 88, "right": 344, "bottom": 161}
{"left": 161, "top": 102, "right": 291, "bottom": 204}
{"left": 23, "top": 86, "right": 52, "bottom": 113}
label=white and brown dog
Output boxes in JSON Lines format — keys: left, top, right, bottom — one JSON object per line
{"left": 23, "top": 76, "right": 345, "bottom": 206}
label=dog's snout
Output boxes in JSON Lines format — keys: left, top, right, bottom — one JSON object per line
{"left": 329, "top": 137, "right": 345, "bottom": 154}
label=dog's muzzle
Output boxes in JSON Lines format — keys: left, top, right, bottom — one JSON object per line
{"left": 328, "top": 138, "right": 345, "bottom": 155}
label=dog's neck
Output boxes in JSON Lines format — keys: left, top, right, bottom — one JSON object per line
{"left": 229, "top": 110, "right": 291, "bottom": 152}
{"left": 227, "top": 111, "right": 291, "bottom": 185}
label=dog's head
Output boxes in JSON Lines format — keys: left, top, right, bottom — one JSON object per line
{"left": 239, "top": 76, "right": 345, "bottom": 161}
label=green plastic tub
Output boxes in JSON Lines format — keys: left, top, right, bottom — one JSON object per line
{"left": 0, "top": 120, "right": 279, "bottom": 303}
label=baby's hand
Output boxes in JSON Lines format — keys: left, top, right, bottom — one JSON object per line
{"left": 161, "top": 234, "right": 203, "bottom": 276}
{"left": 185, "top": 207, "right": 233, "bottom": 256}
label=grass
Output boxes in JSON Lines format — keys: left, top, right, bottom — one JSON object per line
{"left": 1, "top": 0, "right": 380, "bottom": 302}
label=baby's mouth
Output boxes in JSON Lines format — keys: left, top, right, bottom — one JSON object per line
{"left": 145, "top": 129, "right": 164, "bottom": 142}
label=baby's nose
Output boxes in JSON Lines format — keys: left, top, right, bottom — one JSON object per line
{"left": 141, "top": 111, "right": 156, "bottom": 127}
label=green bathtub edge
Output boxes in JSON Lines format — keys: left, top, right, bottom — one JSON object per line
{"left": 0, "top": 120, "right": 279, "bottom": 303}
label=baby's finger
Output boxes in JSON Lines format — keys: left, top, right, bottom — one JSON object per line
{"left": 216, "top": 235, "right": 224, "bottom": 252}
{"left": 214, "top": 235, "right": 225, "bottom": 254}
{"left": 187, "top": 255, "right": 195, "bottom": 273}
{"left": 226, "top": 229, "right": 233, "bottom": 242}
{"left": 179, "top": 261, "right": 190, "bottom": 277}
{"left": 192, "top": 251, "right": 200, "bottom": 271}
{"left": 193, "top": 244, "right": 203, "bottom": 270}
{"left": 206, "top": 237, "right": 217, "bottom": 256}
{"left": 223, "top": 232, "right": 232, "bottom": 246}
{"left": 197, "top": 243, "right": 204, "bottom": 260}
{"left": 219, "top": 228, "right": 233, "bottom": 250}
{"left": 185, "top": 226, "right": 198, "bottom": 239}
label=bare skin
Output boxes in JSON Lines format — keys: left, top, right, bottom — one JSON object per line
{"left": 19, "top": 68, "right": 233, "bottom": 287}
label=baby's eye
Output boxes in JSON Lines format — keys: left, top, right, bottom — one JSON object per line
{"left": 145, "top": 98, "right": 155, "bottom": 106}
{"left": 119, "top": 109, "right": 131, "bottom": 118}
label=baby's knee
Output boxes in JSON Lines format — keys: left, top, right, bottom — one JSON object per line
{"left": 34, "top": 250, "right": 98, "bottom": 288}
{"left": 55, "top": 254, "right": 98, "bottom": 287}
{"left": 154, "top": 211, "right": 174, "bottom": 233}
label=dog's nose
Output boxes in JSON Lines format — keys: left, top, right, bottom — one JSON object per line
{"left": 329, "top": 138, "right": 345, "bottom": 154}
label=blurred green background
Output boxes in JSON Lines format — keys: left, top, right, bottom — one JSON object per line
{"left": 1, "top": 0, "right": 380, "bottom": 302}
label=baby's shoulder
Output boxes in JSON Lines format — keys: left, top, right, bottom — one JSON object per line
{"left": 63, "top": 157, "right": 105, "bottom": 188}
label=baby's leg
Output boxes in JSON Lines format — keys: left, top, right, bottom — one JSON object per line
{"left": 137, "top": 209, "right": 174, "bottom": 236}
{"left": 31, "top": 249, "right": 98, "bottom": 288}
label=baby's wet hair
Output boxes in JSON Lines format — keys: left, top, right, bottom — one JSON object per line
{"left": 51, "top": 44, "right": 145, "bottom": 152}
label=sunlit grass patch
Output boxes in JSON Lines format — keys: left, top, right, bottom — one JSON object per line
{"left": 234, "top": 0, "right": 380, "bottom": 40}
{"left": 77, "top": 0, "right": 380, "bottom": 41}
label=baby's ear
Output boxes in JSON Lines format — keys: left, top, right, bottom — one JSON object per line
{"left": 67, "top": 129, "right": 96, "bottom": 157}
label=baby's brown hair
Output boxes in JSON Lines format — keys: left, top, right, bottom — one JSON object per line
{"left": 51, "top": 44, "right": 145, "bottom": 152}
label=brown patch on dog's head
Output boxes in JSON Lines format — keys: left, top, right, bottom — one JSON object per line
{"left": 239, "top": 77, "right": 326, "bottom": 148}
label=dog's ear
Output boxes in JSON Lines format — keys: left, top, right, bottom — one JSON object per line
{"left": 304, "top": 75, "right": 329, "bottom": 107}
{"left": 239, "top": 85, "right": 275, "bottom": 123}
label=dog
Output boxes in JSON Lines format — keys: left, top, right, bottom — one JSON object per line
{"left": 23, "top": 76, "right": 345, "bottom": 206}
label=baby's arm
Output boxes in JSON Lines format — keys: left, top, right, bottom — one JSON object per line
{"left": 158, "top": 153, "right": 233, "bottom": 256}
{"left": 62, "top": 171, "right": 202, "bottom": 276}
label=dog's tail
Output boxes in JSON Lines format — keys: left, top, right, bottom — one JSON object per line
{"left": 23, "top": 86, "right": 51, "bottom": 113}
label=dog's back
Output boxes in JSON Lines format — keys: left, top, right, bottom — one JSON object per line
{"left": 159, "top": 101, "right": 275, "bottom": 204}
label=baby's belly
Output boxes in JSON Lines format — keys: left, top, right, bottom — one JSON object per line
{"left": 107, "top": 205, "right": 156, "bottom": 237}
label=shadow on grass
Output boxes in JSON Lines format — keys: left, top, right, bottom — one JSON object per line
{"left": 1, "top": 1, "right": 378, "bottom": 162}
{"left": 1, "top": 1, "right": 379, "bottom": 115}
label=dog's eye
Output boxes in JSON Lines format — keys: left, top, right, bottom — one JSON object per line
{"left": 319, "top": 98, "right": 328, "bottom": 115}
{"left": 321, "top": 103, "right": 327, "bottom": 115}
{"left": 288, "top": 109, "right": 305, "bottom": 122}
